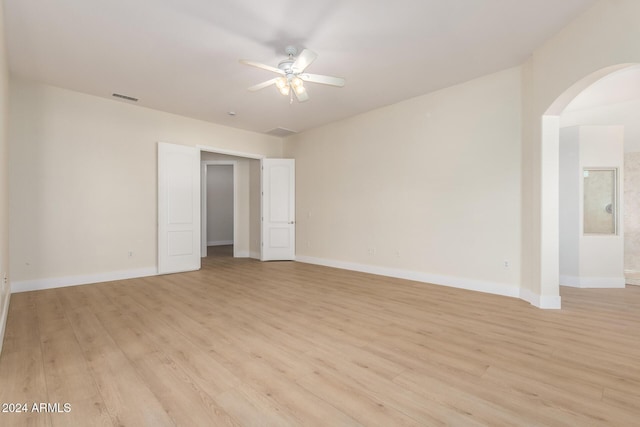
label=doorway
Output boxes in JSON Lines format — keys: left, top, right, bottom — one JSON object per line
{"left": 558, "top": 65, "right": 640, "bottom": 287}
{"left": 201, "top": 161, "right": 235, "bottom": 259}
{"left": 158, "top": 143, "right": 293, "bottom": 274}
{"left": 199, "top": 148, "right": 263, "bottom": 260}
{"left": 539, "top": 63, "right": 640, "bottom": 307}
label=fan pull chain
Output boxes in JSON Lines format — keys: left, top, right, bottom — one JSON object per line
{"left": 290, "top": 90, "right": 294, "bottom": 104}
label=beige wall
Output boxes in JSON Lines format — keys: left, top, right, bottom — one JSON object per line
{"left": 285, "top": 67, "right": 522, "bottom": 295}
{"left": 0, "top": 0, "right": 10, "bottom": 353}
{"left": 249, "top": 160, "right": 261, "bottom": 258}
{"left": 205, "top": 165, "right": 233, "bottom": 244}
{"left": 521, "top": 0, "right": 640, "bottom": 304}
{"left": 559, "top": 129, "right": 580, "bottom": 280}
{"left": 9, "top": 79, "right": 282, "bottom": 287}
{"left": 624, "top": 152, "right": 640, "bottom": 274}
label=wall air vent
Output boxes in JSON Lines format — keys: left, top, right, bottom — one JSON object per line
{"left": 112, "top": 93, "right": 139, "bottom": 102}
{"left": 265, "top": 127, "right": 298, "bottom": 137}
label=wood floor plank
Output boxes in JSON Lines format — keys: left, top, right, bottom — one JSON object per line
{"left": 301, "top": 346, "right": 485, "bottom": 427}
{"left": 34, "top": 290, "right": 113, "bottom": 427}
{"left": 230, "top": 359, "right": 361, "bottom": 426}
{"left": 215, "top": 388, "right": 297, "bottom": 427}
{"left": 97, "top": 289, "right": 242, "bottom": 397}
{"left": 56, "top": 293, "right": 176, "bottom": 427}
{"left": 90, "top": 297, "right": 241, "bottom": 426}
{"left": 0, "top": 292, "right": 51, "bottom": 427}
{"left": 1, "top": 245, "right": 639, "bottom": 426}
{"left": 297, "top": 367, "right": 419, "bottom": 426}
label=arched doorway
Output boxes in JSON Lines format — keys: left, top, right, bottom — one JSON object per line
{"left": 539, "top": 63, "right": 640, "bottom": 308}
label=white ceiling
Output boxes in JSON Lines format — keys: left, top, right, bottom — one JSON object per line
{"left": 4, "top": 0, "right": 598, "bottom": 135}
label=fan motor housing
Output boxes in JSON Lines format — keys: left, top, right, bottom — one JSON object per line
{"left": 278, "top": 59, "right": 295, "bottom": 73}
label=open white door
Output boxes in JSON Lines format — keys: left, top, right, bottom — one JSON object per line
{"left": 158, "top": 142, "right": 201, "bottom": 274}
{"left": 261, "top": 159, "right": 295, "bottom": 261}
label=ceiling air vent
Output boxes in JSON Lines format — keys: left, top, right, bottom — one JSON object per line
{"left": 112, "top": 93, "right": 139, "bottom": 102}
{"left": 265, "top": 127, "right": 297, "bottom": 137}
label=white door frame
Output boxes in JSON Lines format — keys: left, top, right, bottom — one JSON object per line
{"left": 201, "top": 161, "right": 238, "bottom": 257}
{"left": 197, "top": 145, "right": 265, "bottom": 160}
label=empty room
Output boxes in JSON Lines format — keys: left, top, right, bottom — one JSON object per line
{"left": 1, "top": 0, "right": 640, "bottom": 425}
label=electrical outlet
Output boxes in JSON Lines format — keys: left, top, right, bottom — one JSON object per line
{"left": 128, "top": 251, "right": 134, "bottom": 257}
{"left": 503, "top": 260, "right": 510, "bottom": 270}
{"left": 367, "top": 247, "right": 376, "bottom": 255}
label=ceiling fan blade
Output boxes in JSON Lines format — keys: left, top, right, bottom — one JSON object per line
{"left": 248, "top": 77, "right": 280, "bottom": 92}
{"left": 294, "top": 88, "right": 310, "bottom": 102}
{"left": 299, "top": 73, "right": 345, "bottom": 87}
{"left": 239, "top": 59, "right": 284, "bottom": 75}
{"left": 292, "top": 49, "right": 318, "bottom": 73}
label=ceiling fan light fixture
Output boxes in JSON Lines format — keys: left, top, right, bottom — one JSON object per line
{"left": 278, "top": 85, "right": 290, "bottom": 96}
{"left": 275, "top": 77, "right": 288, "bottom": 89}
{"left": 293, "top": 84, "right": 306, "bottom": 95}
{"left": 275, "top": 76, "right": 290, "bottom": 95}
{"left": 291, "top": 77, "right": 304, "bottom": 88}
{"left": 241, "top": 46, "right": 343, "bottom": 102}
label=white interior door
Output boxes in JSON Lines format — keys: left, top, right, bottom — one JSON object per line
{"left": 261, "top": 159, "right": 295, "bottom": 261}
{"left": 158, "top": 142, "right": 201, "bottom": 274}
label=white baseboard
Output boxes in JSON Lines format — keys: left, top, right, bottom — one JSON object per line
{"left": 295, "top": 255, "right": 521, "bottom": 299}
{"left": 624, "top": 270, "right": 640, "bottom": 286}
{"left": 519, "top": 287, "right": 562, "bottom": 309}
{"left": 208, "top": 240, "right": 234, "bottom": 246}
{"left": 0, "top": 292, "right": 10, "bottom": 356}
{"left": 560, "top": 275, "right": 626, "bottom": 288}
{"left": 250, "top": 251, "right": 260, "bottom": 260}
{"left": 234, "top": 250, "right": 251, "bottom": 258}
{"left": 11, "top": 267, "right": 157, "bottom": 294}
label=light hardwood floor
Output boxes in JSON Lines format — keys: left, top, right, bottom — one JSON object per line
{"left": 1, "top": 246, "right": 640, "bottom": 426}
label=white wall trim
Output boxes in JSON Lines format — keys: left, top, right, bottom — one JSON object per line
{"left": 624, "top": 270, "right": 640, "bottom": 286}
{"left": 0, "top": 293, "right": 11, "bottom": 356}
{"left": 197, "top": 145, "right": 265, "bottom": 160}
{"left": 207, "top": 240, "right": 234, "bottom": 246}
{"left": 296, "top": 255, "right": 521, "bottom": 299}
{"left": 519, "top": 287, "right": 562, "bottom": 309}
{"left": 235, "top": 250, "right": 251, "bottom": 258}
{"left": 559, "top": 275, "right": 582, "bottom": 287}
{"left": 11, "top": 267, "right": 157, "bottom": 294}
{"left": 250, "top": 251, "right": 261, "bottom": 260}
{"left": 560, "top": 275, "right": 625, "bottom": 288}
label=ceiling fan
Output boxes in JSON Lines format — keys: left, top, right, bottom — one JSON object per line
{"left": 240, "top": 46, "right": 345, "bottom": 103}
